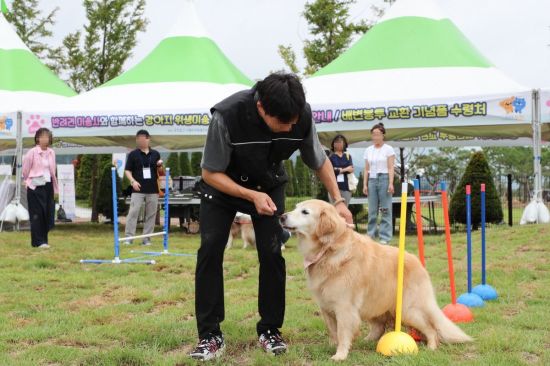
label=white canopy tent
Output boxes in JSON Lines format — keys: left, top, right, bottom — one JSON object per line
{"left": 303, "top": 0, "right": 548, "bottom": 223}
{"left": 0, "top": 8, "right": 75, "bottom": 226}
{"left": 303, "top": 0, "right": 538, "bottom": 145}
{"left": 27, "top": 0, "right": 252, "bottom": 151}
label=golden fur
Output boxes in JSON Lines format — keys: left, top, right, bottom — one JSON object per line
{"left": 281, "top": 199, "right": 472, "bottom": 361}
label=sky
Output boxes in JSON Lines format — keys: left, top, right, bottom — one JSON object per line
{"left": 24, "top": 0, "right": 550, "bottom": 88}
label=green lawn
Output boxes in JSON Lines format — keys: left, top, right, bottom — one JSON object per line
{"left": 0, "top": 222, "right": 548, "bottom": 365}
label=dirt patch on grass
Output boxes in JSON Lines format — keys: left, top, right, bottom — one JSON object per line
{"left": 522, "top": 351, "right": 540, "bottom": 364}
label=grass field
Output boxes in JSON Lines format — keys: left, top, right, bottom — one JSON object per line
{"left": 0, "top": 222, "right": 549, "bottom": 365}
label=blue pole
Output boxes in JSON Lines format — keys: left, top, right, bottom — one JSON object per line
{"left": 163, "top": 168, "right": 170, "bottom": 251}
{"left": 481, "top": 184, "right": 486, "bottom": 285}
{"left": 466, "top": 185, "right": 472, "bottom": 293}
{"left": 112, "top": 167, "right": 120, "bottom": 259}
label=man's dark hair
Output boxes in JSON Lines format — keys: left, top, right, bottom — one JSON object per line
{"left": 136, "top": 129, "right": 150, "bottom": 138}
{"left": 255, "top": 72, "right": 306, "bottom": 123}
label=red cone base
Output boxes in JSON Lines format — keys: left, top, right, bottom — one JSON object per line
{"left": 442, "top": 303, "right": 474, "bottom": 323}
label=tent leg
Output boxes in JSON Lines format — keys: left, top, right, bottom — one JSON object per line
{"left": 521, "top": 89, "right": 550, "bottom": 224}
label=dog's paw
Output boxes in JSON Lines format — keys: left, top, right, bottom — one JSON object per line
{"left": 331, "top": 353, "right": 348, "bottom": 361}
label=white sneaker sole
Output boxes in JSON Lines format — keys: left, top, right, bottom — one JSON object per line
{"left": 190, "top": 344, "right": 225, "bottom": 361}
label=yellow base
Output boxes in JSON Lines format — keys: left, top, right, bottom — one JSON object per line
{"left": 376, "top": 331, "right": 419, "bottom": 356}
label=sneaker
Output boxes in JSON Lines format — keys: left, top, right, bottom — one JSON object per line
{"left": 123, "top": 240, "right": 132, "bottom": 246}
{"left": 380, "top": 241, "right": 389, "bottom": 245}
{"left": 189, "top": 334, "right": 225, "bottom": 361}
{"left": 259, "top": 330, "right": 287, "bottom": 355}
{"left": 38, "top": 243, "right": 50, "bottom": 249}
{"left": 141, "top": 239, "right": 151, "bottom": 246}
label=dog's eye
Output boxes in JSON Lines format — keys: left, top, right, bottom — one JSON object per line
{"left": 301, "top": 209, "right": 309, "bottom": 215}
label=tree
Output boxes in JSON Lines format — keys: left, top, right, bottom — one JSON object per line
{"left": 4, "top": 0, "right": 61, "bottom": 72}
{"left": 166, "top": 153, "right": 180, "bottom": 177}
{"left": 410, "top": 147, "right": 473, "bottom": 194}
{"left": 284, "top": 160, "right": 296, "bottom": 197}
{"left": 76, "top": 155, "right": 93, "bottom": 200}
{"left": 483, "top": 147, "right": 534, "bottom": 202}
{"left": 179, "top": 152, "right": 193, "bottom": 176}
{"left": 56, "top": 0, "right": 147, "bottom": 92}
{"left": 191, "top": 152, "right": 203, "bottom": 176}
{"left": 278, "top": 0, "right": 368, "bottom": 76}
{"left": 54, "top": 0, "right": 147, "bottom": 221}
{"left": 294, "top": 156, "right": 312, "bottom": 196}
{"left": 449, "top": 152, "right": 503, "bottom": 228}
{"left": 96, "top": 160, "right": 127, "bottom": 222}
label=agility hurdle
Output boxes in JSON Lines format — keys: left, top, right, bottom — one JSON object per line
{"left": 131, "top": 167, "right": 195, "bottom": 257}
{"left": 80, "top": 167, "right": 156, "bottom": 265}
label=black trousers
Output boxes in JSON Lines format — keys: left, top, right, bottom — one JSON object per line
{"left": 27, "top": 182, "right": 55, "bottom": 247}
{"left": 195, "top": 181, "right": 286, "bottom": 339}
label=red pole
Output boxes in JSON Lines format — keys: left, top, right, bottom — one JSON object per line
{"left": 413, "top": 179, "right": 425, "bottom": 267}
{"left": 441, "top": 182, "right": 457, "bottom": 304}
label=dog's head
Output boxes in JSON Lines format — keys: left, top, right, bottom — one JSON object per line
{"left": 280, "top": 199, "right": 347, "bottom": 245}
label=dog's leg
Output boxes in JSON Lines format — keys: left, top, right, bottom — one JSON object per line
{"left": 404, "top": 309, "right": 439, "bottom": 350}
{"left": 226, "top": 233, "right": 233, "bottom": 249}
{"left": 365, "top": 319, "right": 385, "bottom": 341}
{"left": 320, "top": 309, "right": 338, "bottom": 345}
{"left": 331, "top": 309, "right": 361, "bottom": 361}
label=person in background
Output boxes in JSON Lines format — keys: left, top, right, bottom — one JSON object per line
{"left": 363, "top": 123, "right": 395, "bottom": 244}
{"left": 124, "top": 130, "right": 163, "bottom": 245}
{"left": 328, "top": 134, "right": 354, "bottom": 207}
{"left": 22, "top": 128, "right": 58, "bottom": 249}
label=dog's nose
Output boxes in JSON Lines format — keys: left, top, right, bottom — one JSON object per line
{"left": 280, "top": 214, "right": 287, "bottom": 223}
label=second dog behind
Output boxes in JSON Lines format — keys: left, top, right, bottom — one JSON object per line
{"left": 226, "top": 213, "right": 256, "bottom": 249}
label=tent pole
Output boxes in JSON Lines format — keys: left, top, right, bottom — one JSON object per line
{"left": 532, "top": 89, "right": 542, "bottom": 203}
{"left": 14, "top": 112, "right": 23, "bottom": 231}
{"left": 15, "top": 111, "right": 23, "bottom": 205}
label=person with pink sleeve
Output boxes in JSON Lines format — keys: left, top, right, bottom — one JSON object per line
{"left": 21, "top": 128, "right": 58, "bottom": 248}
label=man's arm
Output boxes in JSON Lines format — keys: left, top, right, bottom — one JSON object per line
{"left": 125, "top": 170, "right": 141, "bottom": 191}
{"left": 200, "top": 111, "right": 278, "bottom": 216}
{"left": 300, "top": 119, "right": 353, "bottom": 223}
{"left": 315, "top": 159, "right": 353, "bottom": 224}
{"left": 202, "top": 170, "right": 277, "bottom": 216}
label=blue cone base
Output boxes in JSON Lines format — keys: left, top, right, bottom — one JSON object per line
{"left": 457, "top": 292, "right": 485, "bottom": 307}
{"left": 472, "top": 284, "right": 498, "bottom": 301}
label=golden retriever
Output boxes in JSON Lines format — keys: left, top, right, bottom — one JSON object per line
{"left": 280, "top": 199, "right": 472, "bottom": 361}
{"left": 226, "top": 213, "right": 256, "bottom": 249}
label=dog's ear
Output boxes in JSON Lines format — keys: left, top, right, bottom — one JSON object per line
{"left": 315, "top": 208, "right": 337, "bottom": 242}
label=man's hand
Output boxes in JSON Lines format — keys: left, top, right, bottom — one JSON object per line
{"left": 363, "top": 185, "right": 368, "bottom": 196}
{"left": 157, "top": 159, "right": 163, "bottom": 166}
{"left": 132, "top": 181, "right": 141, "bottom": 192}
{"left": 335, "top": 201, "right": 353, "bottom": 224}
{"left": 251, "top": 191, "right": 277, "bottom": 216}
{"left": 388, "top": 184, "right": 395, "bottom": 195}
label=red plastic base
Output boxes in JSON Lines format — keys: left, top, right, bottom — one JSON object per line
{"left": 408, "top": 327, "right": 424, "bottom": 342}
{"left": 442, "top": 303, "right": 474, "bottom": 323}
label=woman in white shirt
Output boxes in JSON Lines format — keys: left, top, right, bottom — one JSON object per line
{"left": 362, "top": 123, "right": 395, "bottom": 244}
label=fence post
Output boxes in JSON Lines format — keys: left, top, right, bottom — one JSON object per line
{"left": 506, "top": 174, "right": 513, "bottom": 226}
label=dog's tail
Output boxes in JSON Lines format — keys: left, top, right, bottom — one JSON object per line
{"left": 431, "top": 304, "right": 473, "bottom": 344}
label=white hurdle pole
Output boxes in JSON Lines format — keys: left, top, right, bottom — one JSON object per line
{"left": 80, "top": 167, "right": 156, "bottom": 265}
{"left": 130, "top": 167, "right": 195, "bottom": 257}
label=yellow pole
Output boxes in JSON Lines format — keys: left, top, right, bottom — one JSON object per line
{"left": 394, "top": 182, "right": 408, "bottom": 333}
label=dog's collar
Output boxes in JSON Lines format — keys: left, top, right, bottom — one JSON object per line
{"left": 304, "top": 245, "right": 331, "bottom": 270}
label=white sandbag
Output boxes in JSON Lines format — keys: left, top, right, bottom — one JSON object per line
{"left": 0, "top": 203, "right": 17, "bottom": 223}
{"left": 536, "top": 202, "right": 550, "bottom": 223}
{"left": 15, "top": 204, "right": 29, "bottom": 222}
